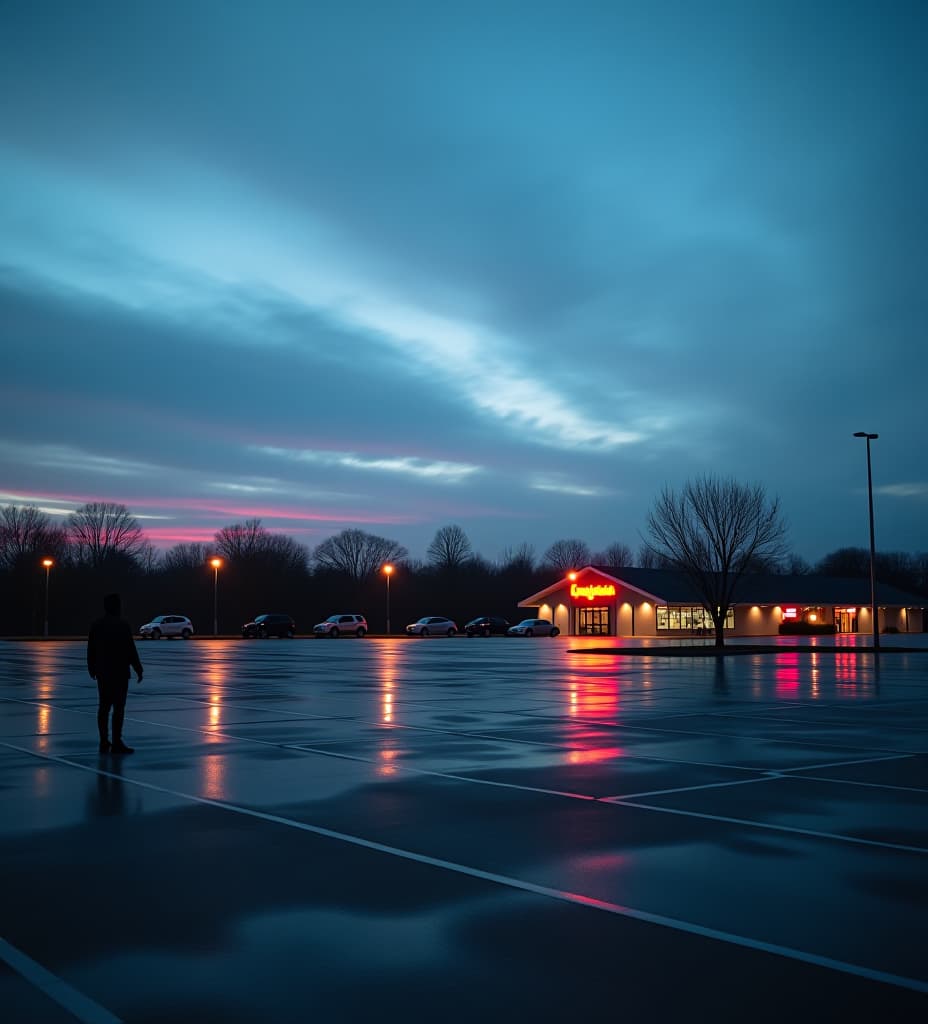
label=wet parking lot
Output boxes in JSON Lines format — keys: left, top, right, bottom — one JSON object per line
{"left": 2, "top": 636, "right": 927, "bottom": 1021}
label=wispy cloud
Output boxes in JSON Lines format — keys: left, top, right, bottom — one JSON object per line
{"left": 0, "top": 440, "right": 157, "bottom": 477}
{"left": 1, "top": 148, "right": 649, "bottom": 452}
{"left": 529, "top": 475, "right": 609, "bottom": 498}
{"left": 252, "top": 445, "right": 480, "bottom": 483}
{"left": 876, "top": 482, "right": 928, "bottom": 498}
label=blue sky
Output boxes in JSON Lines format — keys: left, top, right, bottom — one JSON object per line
{"left": 2, "top": 1, "right": 926, "bottom": 562}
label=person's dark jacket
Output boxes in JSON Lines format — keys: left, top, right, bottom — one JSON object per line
{"left": 87, "top": 613, "right": 143, "bottom": 681}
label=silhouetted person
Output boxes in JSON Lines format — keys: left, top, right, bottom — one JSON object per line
{"left": 87, "top": 593, "right": 143, "bottom": 754}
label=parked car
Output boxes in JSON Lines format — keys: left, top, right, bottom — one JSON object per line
{"left": 313, "top": 614, "right": 368, "bottom": 638}
{"left": 139, "top": 615, "right": 194, "bottom": 640}
{"left": 464, "top": 615, "right": 510, "bottom": 637}
{"left": 406, "top": 616, "right": 458, "bottom": 637}
{"left": 507, "top": 618, "right": 560, "bottom": 637}
{"left": 242, "top": 613, "right": 296, "bottom": 638}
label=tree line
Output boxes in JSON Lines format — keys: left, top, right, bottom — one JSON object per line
{"left": 2, "top": 490, "right": 926, "bottom": 637}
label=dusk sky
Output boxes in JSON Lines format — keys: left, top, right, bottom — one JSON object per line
{"left": 2, "top": 1, "right": 926, "bottom": 564}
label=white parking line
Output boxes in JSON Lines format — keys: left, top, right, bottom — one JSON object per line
{"left": 2, "top": 695, "right": 921, "bottom": 810}
{"left": 600, "top": 775, "right": 776, "bottom": 801}
{"left": 2, "top": 741, "right": 927, "bottom": 998}
{"left": 602, "top": 797, "right": 928, "bottom": 855}
{"left": 0, "top": 936, "right": 123, "bottom": 1024}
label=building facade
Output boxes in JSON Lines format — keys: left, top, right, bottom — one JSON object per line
{"left": 519, "top": 566, "right": 925, "bottom": 638}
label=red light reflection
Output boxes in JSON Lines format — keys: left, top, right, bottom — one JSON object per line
{"left": 565, "top": 673, "right": 620, "bottom": 721}
{"left": 565, "top": 746, "right": 624, "bottom": 765}
{"left": 774, "top": 652, "right": 801, "bottom": 697}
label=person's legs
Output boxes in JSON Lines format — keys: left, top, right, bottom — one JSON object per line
{"left": 96, "top": 680, "right": 113, "bottom": 751}
{"left": 111, "top": 681, "right": 132, "bottom": 753}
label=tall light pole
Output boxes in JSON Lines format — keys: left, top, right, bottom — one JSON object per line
{"left": 853, "top": 432, "right": 879, "bottom": 651}
{"left": 41, "top": 558, "right": 53, "bottom": 638}
{"left": 382, "top": 564, "right": 394, "bottom": 634}
{"left": 210, "top": 558, "right": 223, "bottom": 636}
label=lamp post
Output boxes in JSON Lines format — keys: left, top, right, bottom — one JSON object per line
{"left": 382, "top": 564, "right": 394, "bottom": 634}
{"left": 41, "top": 558, "right": 53, "bottom": 638}
{"left": 853, "top": 432, "right": 879, "bottom": 651}
{"left": 210, "top": 558, "right": 222, "bottom": 636}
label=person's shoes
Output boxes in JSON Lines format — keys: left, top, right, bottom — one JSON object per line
{"left": 110, "top": 741, "right": 134, "bottom": 754}
{"left": 98, "top": 740, "right": 111, "bottom": 753}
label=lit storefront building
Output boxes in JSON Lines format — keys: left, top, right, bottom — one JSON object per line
{"left": 519, "top": 566, "right": 925, "bottom": 638}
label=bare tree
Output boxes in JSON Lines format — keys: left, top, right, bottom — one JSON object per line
{"left": 312, "top": 529, "right": 408, "bottom": 582}
{"left": 782, "top": 553, "right": 813, "bottom": 575}
{"left": 214, "top": 519, "right": 268, "bottom": 561}
{"left": 645, "top": 475, "right": 788, "bottom": 647}
{"left": 497, "top": 543, "right": 535, "bottom": 573}
{"left": 592, "top": 542, "right": 633, "bottom": 568}
{"left": 263, "top": 533, "right": 310, "bottom": 573}
{"left": 213, "top": 520, "right": 308, "bottom": 572}
{"left": 427, "top": 524, "right": 473, "bottom": 571}
{"left": 68, "top": 502, "right": 147, "bottom": 568}
{"left": 636, "top": 543, "right": 673, "bottom": 569}
{"left": 163, "top": 542, "right": 208, "bottom": 572}
{"left": 541, "top": 538, "right": 592, "bottom": 573}
{"left": 0, "top": 505, "right": 67, "bottom": 570}
{"left": 139, "top": 542, "right": 161, "bottom": 574}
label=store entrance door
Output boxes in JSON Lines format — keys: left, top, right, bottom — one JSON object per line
{"left": 835, "top": 609, "right": 858, "bottom": 633}
{"left": 577, "top": 606, "right": 611, "bottom": 635}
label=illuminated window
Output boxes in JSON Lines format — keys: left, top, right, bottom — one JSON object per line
{"left": 656, "top": 606, "right": 734, "bottom": 630}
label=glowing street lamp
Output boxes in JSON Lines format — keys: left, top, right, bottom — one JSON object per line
{"left": 210, "top": 558, "right": 223, "bottom": 636}
{"left": 382, "top": 564, "right": 394, "bottom": 634}
{"left": 41, "top": 558, "right": 53, "bottom": 638}
{"left": 853, "top": 432, "right": 879, "bottom": 652}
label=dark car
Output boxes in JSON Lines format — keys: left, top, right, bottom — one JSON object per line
{"left": 242, "top": 613, "right": 296, "bottom": 638}
{"left": 507, "top": 618, "right": 560, "bottom": 637}
{"left": 464, "top": 615, "right": 510, "bottom": 637}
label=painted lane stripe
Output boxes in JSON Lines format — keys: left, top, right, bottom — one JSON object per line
{"left": 777, "top": 753, "right": 910, "bottom": 773}
{"left": 600, "top": 775, "right": 779, "bottom": 801}
{"left": 559, "top": 719, "right": 925, "bottom": 757}
{"left": 19, "top": 693, "right": 917, "bottom": 812}
{"left": 3, "top": 741, "right": 927, "bottom": 997}
{"left": 604, "top": 797, "right": 928, "bottom": 855}
{"left": 784, "top": 773, "right": 928, "bottom": 796}
{"left": 0, "top": 937, "right": 123, "bottom": 1024}
{"left": 1, "top": 696, "right": 920, "bottom": 811}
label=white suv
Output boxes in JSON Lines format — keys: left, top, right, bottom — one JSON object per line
{"left": 313, "top": 614, "right": 368, "bottom": 638}
{"left": 139, "top": 615, "right": 194, "bottom": 639}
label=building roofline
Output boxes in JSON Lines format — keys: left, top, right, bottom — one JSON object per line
{"left": 518, "top": 566, "right": 666, "bottom": 608}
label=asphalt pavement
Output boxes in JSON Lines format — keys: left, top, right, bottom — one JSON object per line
{"left": 2, "top": 635, "right": 927, "bottom": 1022}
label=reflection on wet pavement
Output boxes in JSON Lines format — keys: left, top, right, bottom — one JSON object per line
{"left": 1, "top": 635, "right": 927, "bottom": 1019}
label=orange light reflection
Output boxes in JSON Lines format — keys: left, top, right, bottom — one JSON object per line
{"left": 375, "top": 644, "right": 401, "bottom": 726}
{"left": 378, "top": 747, "right": 401, "bottom": 776}
{"left": 200, "top": 649, "right": 230, "bottom": 742}
{"left": 202, "top": 755, "right": 227, "bottom": 799}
